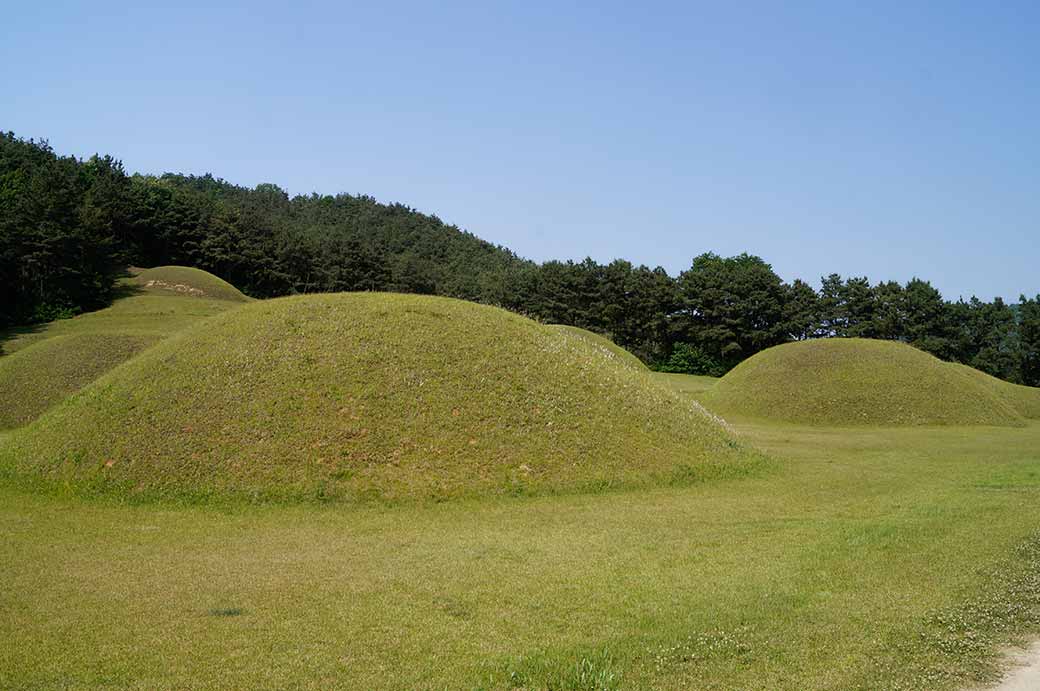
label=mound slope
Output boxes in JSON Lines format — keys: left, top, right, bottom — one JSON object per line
{"left": 133, "top": 266, "right": 249, "bottom": 302}
{"left": 549, "top": 325, "right": 647, "bottom": 371}
{"left": 950, "top": 363, "right": 1040, "bottom": 420}
{"left": 6, "top": 293, "right": 755, "bottom": 501}
{"left": 701, "top": 338, "right": 1025, "bottom": 427}
{"left": 0, "top": 334, "right": 156, "bottom": 429}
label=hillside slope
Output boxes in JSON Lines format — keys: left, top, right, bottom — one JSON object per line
{"left": 0, "top": 334, "right": 156, "bottom": 429}
{"left": 0, "top": 267, "right": 246, "bottom": 427}
{"left": 950, "top": 363, "right": 1040, "bottom": 420}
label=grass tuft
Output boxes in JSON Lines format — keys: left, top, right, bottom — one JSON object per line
{"left": 478, "top": 648, "right": 623, "bottom": 691}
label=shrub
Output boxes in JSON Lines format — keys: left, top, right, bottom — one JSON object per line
{"left": 657, "top": 343, "right": 727, "bottom": 377}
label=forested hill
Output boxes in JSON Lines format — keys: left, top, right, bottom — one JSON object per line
{"left": 2, "top": 131, "right": 1039, "bottom": 386}
{"left": 0, "top": 132, "right": 527, "bottom": 321}
{"left": 130, "top": 173, "right": 529, "bottom": 302}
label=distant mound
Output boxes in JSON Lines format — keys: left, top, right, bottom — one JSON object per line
{"left": 132, "top": 266, "right": 249, "bottom": 302}
{"left": 5, "top": 293, "right": 756, "bottom": 502}
{"left": 549, "top": 325, "right": 647, "bottom": 371}
{"left": 0, "top": 334, "right": 156, "bottom": 429}
{"left": 701, "top": 338, "right": 1024, "bottom": 427}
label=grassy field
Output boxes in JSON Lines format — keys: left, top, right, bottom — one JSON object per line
{"left": 2, "top": 417, "right": 1040, "bottom": 689}
{"left": 652, "top": 372, "right": 720, "bottom": 396}
{"left": 4, "top": 281, "right": 1040, "bottom": 689}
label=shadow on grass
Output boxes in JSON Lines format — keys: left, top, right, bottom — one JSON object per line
{"left": 0, "top": 322, "right": 45, "bottom": 358}
{"left": 0, "top": 275, "right": 146, "bottom": 357}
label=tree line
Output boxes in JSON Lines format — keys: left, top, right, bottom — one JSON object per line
{"left": 2, "top": 132, "right": 1038, "bottom": 386}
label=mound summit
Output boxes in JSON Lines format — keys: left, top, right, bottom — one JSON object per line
{"left": 132, "top": 265, "right": 249, "bottom": 302}
{"left": 6, "top": 293, "right": 756, "bottom": 501}
{"left": 701, "top": 338, "right": 1032, "bottom": 427}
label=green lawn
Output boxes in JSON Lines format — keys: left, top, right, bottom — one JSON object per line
{"left": 651, "top": 371, "right": 720, "bottom": 396}
{"left": 3, "top": 417, "right": 1040, "bottom": 689}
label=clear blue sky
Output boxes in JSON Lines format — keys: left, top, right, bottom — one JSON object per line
{"left": 4, "top": 1, "right": 1037, "bottom": 301}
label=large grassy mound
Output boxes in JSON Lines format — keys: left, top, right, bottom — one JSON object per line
{"left": 0, "top": 334, "right": 157, "bottom": 429}
{"left": 133, "top": 266, "right": 249, "bottom": 302}
{"left": 4, "top": 293, "right": 756, "bottom": 502}
{"left": 701, "top": 338, "right": 1025, "bottom": 427}
{"left": 549, "top": 325, "right": 647, "bottom": 371}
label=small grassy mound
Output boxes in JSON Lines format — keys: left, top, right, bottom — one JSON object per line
{"left": 3, "top": 293, "right": 758, "bottom": 503}
{"left": 0, "top": 334, "right": 157, "bottom": 429}
{"left": 549, "top": 325, "right": 647, "bottom": 371}
{"left": 950, "top": 363, "right": 1040, "bottom": 420}
{"left": 133, "top": 266, "right": 249, "bottom": 302}
{"left": 701, "top": 338, "right": 1024, "bottom": 427}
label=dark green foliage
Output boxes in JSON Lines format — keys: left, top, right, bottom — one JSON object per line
{"left": 1020, "top": 295, "right": 1040, "bottom": 387}
{"left": 782, "top": 279, "right": 819, "bottom": 341}
{"left": 949, "top": 297, "right": 1021, "bottom": 383}
{"left": 657, "top": 343, "right": 727, "bottom": 377}
{"left": 1, "top": 130, "right": 1036, "bottom": 388}
{"left": 512, "top": 258, "right": 678, "bottom": 363}
{"left": 125, "top": 174, "right": 524, "bottom": 303}
{"left": 0, "top": 133, "right": 127, "bottom": 325}
{"left": 674, "top": 253, "right": 788, "bottom": 369}
{"left": 902, "top": 278, "right": 955, "bottom": 359}
{"left": 871, "top": 281, "right": 906, "bottom": 341}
